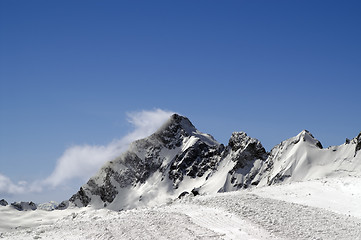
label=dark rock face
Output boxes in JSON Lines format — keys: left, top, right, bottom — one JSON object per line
{"left": 168, "top": 141, "right": 222, "bottom": 187}
{"left": 11, "top": 201, "right": 37, "bottom": 211}
{"left": 355, "top": 132, "right": 361, "bottom": 155}
{"left": 226, "top": 132, "right": 268, "bottom": 189}
{"left": 86, "top": 170, "right": 118, "bottom": 204}
{"left": 229, "top": 132, "right": 267, "bottom": 170}
{"left": 229, "top": 132, "right": 254, "bottom": 152}
{"left": 0, "top": 199, "right": 8, "bottom": 206}
{"left": 70, "top": 148, "right": 165, "bottom": 207}
{"left": 155, "top": 115, "right": 190, "bottom": 149}
{"left": 315, "top": 141, "right": 323, "bottom": 149}
{"left": 69, "top": 187, "right": 91, "bottom": 207}
{"left": 55, "top": 200, "right": 69, "bottom": 210}
{"left": 83, "top": 150, "right": 163, "bottom": 205}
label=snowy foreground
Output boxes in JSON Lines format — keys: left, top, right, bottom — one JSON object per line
{"left": 1, "top": 177, "right": 361, "bottom": 240}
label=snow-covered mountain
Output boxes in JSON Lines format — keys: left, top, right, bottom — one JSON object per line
{"left": 68, "top": 114, "right": 361, "bottom": 211}
{"left": 254, "top": 130, "right": 361, "bottom": 186}
{"left": 69, "top": 114, "right": 267, "bottom": 210}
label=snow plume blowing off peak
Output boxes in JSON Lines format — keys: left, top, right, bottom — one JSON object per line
{"left": 43, "top": 109, "right": 175, "bottom": 188}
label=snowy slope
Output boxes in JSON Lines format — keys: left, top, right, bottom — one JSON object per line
{"left": 251, "top": 177, "right": 361, "bottom": 218}
{"left": 2, "top": 183, "right": 361, "bottom": 240}
{"left": 254, "top": 130, "right": 361, "bottom": 186}
{"left": 200, "top": 131, "right": 267, "bottom": 193}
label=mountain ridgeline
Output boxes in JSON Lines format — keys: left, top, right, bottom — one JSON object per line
{"left": 68, "top": 114, "right": 361, "bottom": 210}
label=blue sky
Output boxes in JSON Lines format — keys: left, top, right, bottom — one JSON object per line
{"left": 0, "top": 0, "right": 360, "bottom": 203}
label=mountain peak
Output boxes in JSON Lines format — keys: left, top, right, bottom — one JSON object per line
{"left": 298, "top": 129, "right": 312, "bottom": 137}
{"left": 155, "top": 114, "right": 196, "bottom": 136}
{"left": 152, "top": 114, "right": 218, "bottom": 148}
{"left": 169, "top": 113, "right": 196, "bottom": 132}
{"left": 296, "top": 130, "right": 323, "bottom": 149}
{"left": 229, "top": 132, "right": 256, "bottom": 151}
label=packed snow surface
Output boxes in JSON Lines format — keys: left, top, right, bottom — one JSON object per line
{"left": 1, "top": 177, "right": 361, "bottom": 240}
{"left": 251, "top": 177, "right": 361, "bottom": 219}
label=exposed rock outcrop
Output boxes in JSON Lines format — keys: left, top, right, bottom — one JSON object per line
{"left": 11, "top": 201, "right": 37, "bottom": 211}
{"left": 0, "top": 199, "right": 8, "bottom": 206}
{"left": 354, "top": 132, "right": 361, "bottom": 156}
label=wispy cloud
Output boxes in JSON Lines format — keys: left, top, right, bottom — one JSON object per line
{"left": 0, "top": 174, "right": 26, "bottom": 195}
{"left": 44, "top": 109, "right": 174, "bottom": 187}
{"left": 0, "top": 174, "right": 42, "bottom": 196}
{"left": 0, "top": 109, "right": 174, "bottom": 199}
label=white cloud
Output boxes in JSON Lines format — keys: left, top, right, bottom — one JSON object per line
{"left": 124, "top": 109, "right": 176, "bottom": 142}
{"left": 0, "top": 174, "right": 26, "bottom": 195}
{"left": 43, "top": 109, "right": 174, "bottom": 187}
{"left": 0, "top": 174, "right": 44, "bottom": 197}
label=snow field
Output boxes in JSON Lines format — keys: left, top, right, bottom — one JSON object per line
{"left": 160, "top": 204, "right": 279, "bottom": 240}
{"left": 1, "top": 178, "right": 361, "bottom": 240}
{"left": 1, "top": 207, "right": 221, "bottom": 240}
{"left": 0, "top": 206, "right": 80, "bottom": 233}
{"left": 193, "top": 192, "right": 361, "bottom": 240}
{"left": 251, "top": 177, "right": 361, "bottom": 219}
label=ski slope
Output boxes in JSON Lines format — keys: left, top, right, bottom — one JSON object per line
{"left": 1, "top": 177, "right": 361, "bottom": 240}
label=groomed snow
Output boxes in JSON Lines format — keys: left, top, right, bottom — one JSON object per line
{"left": 251, "top": 177, "right": 361, "bottom": 219}
{"left": 1, "top": 177, "right": 361, "bottom": 240}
